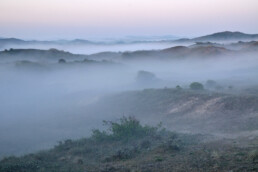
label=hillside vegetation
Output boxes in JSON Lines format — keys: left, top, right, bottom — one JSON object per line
{"left": 0, "top": 117, "right": 257, "bottom": 172}
{"left": 91, "top": 87, "right": 258, "bottom": 135}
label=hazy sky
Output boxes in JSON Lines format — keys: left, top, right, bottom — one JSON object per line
{"left": 0, "top": 0, "right": 258, "bottom": 39}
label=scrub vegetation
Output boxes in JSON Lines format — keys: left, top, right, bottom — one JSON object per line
{"left": 0, "top": 117, "right": 257, "bottom": 172}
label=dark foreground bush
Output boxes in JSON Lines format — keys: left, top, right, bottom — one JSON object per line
{"left": 1, "top": 115, "right": 253, "bottom": 172}
{"left": 92, "top": 116, "right": 158, "bottom": 142}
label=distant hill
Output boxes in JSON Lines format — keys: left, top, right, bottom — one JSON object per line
{"left": 160, "top": 45, "right": 231, "bottom": 57}
{"left": 1, "top": 32, "right": 258, "bottom": 50}
{"left": 0, "top": 38, "right": 26, "bottom": 45}
{"left": 0, "top": 48, "right": 86, "bottom": 62}
{"left": 120, "top": 45, "right": 233, "bottom": 60}
{"left": 1, "top": 41, "right": 258, "bottom": 62}
{"left": 193, "top": 31, "right": 258, "bottom": 42}
{"left": 90, "top": 40, "right": 258, "bottom": 61}
{"left": 0, "top": 48, "right": 121, "bottom": 68}
{"left": 0, "top": 38, "right": 97, "bottom": 49}
{"left": 170, "top": 31, "right": 258, "bottom": 44}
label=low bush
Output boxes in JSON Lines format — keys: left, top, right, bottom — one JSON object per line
{"left": 91, "top": 116, "right": 158, "bottom": 142}
{"left": 190, "top": 82, "right": 204, "bottom": 90}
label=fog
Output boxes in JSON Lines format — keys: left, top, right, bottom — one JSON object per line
{"left": 0, "top": 42, "right": 258, "bottom": 158}
{"left": 0, "top": 42, "right": 189, "bottom": 55}
{"left": 126, "top": 53, "right": 258, "bottom": 87}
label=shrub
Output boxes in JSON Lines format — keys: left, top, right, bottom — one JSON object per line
{"left": 176, "top": 85, "right": 182, "bottom": 90}
{"left": 91, "top": 116, "right": 157, "bottom": 142}
{"left": 190, "top": 82, "right": 204, "bottom": 90}
{"left": 108, "top": 116, "right": 156, "bottom": 139}
{"left": 58, "top": 59, "right": 66, "bottom": 63}
{"left": 91, "top": 129, "right": 110, "bottom": 142}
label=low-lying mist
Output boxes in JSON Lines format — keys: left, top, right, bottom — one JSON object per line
{"left": 0, "top": 42, "right": 258, "bottom": 158}
{"left": 0, "top": 42, "right": 188, "bottom": 55}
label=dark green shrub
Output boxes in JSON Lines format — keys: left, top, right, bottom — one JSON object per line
{"left": 91, "top": 129, "right": 110, "bottom": 142}
{"left": 109, "top": 117, "right": 152, "bottom": 138}
{"left": 91, "top": 116, "right": 157, "bottom": 142}
{"left": 190, "top": 82, "right": 204, "bottom": 90}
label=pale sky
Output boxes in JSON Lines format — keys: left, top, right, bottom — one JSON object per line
{"left": 0, "top": 0, "right": 258, "bottom": 39}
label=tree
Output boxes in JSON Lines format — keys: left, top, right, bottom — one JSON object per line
{"left": 190, "top": 82, "right": 204, "bottom": 90}
{"left": 58, "top": 59, "right": 66, "bottom": 64}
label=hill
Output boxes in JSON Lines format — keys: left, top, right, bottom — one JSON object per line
{"left": 0, "top": 116, "right": 257, "bottom": 172}
{"left": 0, "top": 38, "right": 95, "bottom": 46}
{"left": 0, "top": 48, "right": 86, "bottom": 62}
{"left": 1, "top": 31, "right": 258, "bottom": 50}
{"left": 170, "top": 31, "right": 258, "bottom": 44}
{"left": 89, "top": 88, "right": 258, "bottom": 135}
{"left": 193, "top": 31, "right": 258, "bottom": 42}
{"left": 1, "top": 41, "right": 258, "bottom": 63}
{"left": 119, "top": 45, "right": 235, "bottom": 61}
{"left": 0, "top": 48, "right": 121, "bottom": 68}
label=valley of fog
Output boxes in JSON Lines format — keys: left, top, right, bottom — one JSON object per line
{"left": 1, "top": 42, "right": 258, "bottom": 158}
{"left": 0, "top": 42, "right": 188, "bottom": 55}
